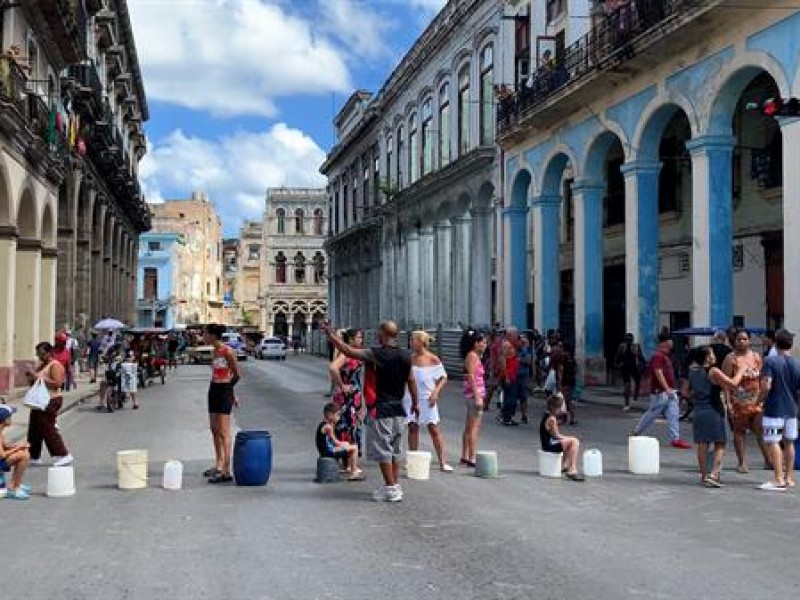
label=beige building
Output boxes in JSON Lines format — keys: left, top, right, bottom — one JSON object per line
{"left": 237, "top": 221, "right": 263, "bottom": 326}
{"left": 149, "top": 192, "right": 224, "bottom": 325}
{"left": 0, "top": 1, "right": 149, "bottom": 393}
{"left": 261, "top": 188, "right": 328, "bottom": 338}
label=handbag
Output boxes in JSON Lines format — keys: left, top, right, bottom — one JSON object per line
{"left": 23, "top": 379, "right": 50, "bottom": 411}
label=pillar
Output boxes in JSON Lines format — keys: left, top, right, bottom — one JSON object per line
{"left": 56, "top": 224, "right": 76, "bottom": 329}
{"left": 39, "top": 248, "right": 57, "bottom": 342}
{"left": 470, "top": 207, "right": 493, "bottom": 328}
{"left": 782, "top": 118, "right": 800, "bottom": 338}
{"left": 419, "top": 226, "right": 435, "bottom": 327}
{"left": 687, "top": 135, "right": 734, "bottom": 327}
{"left": 405, "top": 230, "right": 420, "bottom": 327}
{"left": 533, "top": 195, "right": 561, "bottom": 333}
{"left": 0, "top": 233, "right": 16, "bottom": 392}
{"left": 504, "top": 205, "right": 528, "bottom": 330}
{"left": 622, "top": 161, "right": 661, "bottom": 356}
{"left": 91, "top": 249, "right": 102, "bottom": 321}
{"left": 396, "top": 241, "right": 406, "bottom": 327}
{"left": 75, "top": 228, "right": 92, "bottom": 321}
{"left": 573, "top": 180, "right": 606, "bottom": 384}
{"left": 434, "top": 220, "right": 452, "bottom": 327}
{"left": 452, "top": 213, "right": 471, "bottom": 326}
{"left": 14, "top": 241, "right": 42, "bottom": 365}
{"left": 382, "top": 241, "right": 395, "bottom": 321}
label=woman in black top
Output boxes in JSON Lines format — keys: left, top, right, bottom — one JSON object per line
{"left": 540, "top": 395, "right": 584, "bottom": 481}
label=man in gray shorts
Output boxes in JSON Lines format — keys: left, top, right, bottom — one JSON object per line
{"left": 325, "top": 321, "right": 418, "bottom": 502}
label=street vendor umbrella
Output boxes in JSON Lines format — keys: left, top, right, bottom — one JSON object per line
{"left": 93, "top": 318, "right": 126, "bottom": 330}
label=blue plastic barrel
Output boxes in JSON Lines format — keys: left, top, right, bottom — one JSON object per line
{"left": 795, "top": 438, "right": 800, "bottom": 470}
{"left": 233, "top": 430, "right": 272, "bottom": 486}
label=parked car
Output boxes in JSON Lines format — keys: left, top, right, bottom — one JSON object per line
{"left": 223, "top": 332, "right": 248, "bottom": 361}
{"left": 258, "top": 337, "right": 287, "bottom": 360}
{"left": 188, "top": 344, "right": 214, "bottom": 365}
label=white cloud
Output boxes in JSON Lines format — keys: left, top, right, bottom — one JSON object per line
{"left": 128, "top": 0, "right": 353, "bottom": 117}
{"left": 317, "top": 0, "right": 396, "bottom": 63}
{"left": 142, "top": 124, "right": 327, "bottom": 233}
{"left": 408, "top": 0, "right": 447, "bottom": 12}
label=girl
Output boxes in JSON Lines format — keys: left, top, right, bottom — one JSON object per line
{"left": 460, "top": 329, "right": 488, "bottom": 468}
{"left": 404, "top": 331, "right": 452, "bottom": 472}
{"left": 540, "top": 394, "right": 584, "bottom": 481}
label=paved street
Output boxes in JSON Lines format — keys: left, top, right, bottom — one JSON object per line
{"left": 5, "top": 355, "right": 800, "bottom": 600}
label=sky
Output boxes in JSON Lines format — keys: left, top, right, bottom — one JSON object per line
{"left": 128, "top": 0, "right": 447, "bottom": 236}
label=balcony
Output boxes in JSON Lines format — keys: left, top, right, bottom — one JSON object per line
{"left": 497, "top": 0, "right": 718, "bottom": 141}
{"left": 95, "top": 8, "right": 117, "bottom": 50}
{"left": 0, "top": 57, "right": 29, "bottom": 119}
{"left": 32, "top": 0, "right": 88, "bottom": 64}
{"left": 65, "top": 63, "right": 103, "bottom": 117}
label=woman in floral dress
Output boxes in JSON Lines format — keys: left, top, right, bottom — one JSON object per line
{"left": 328, "top": 329, "right": 364, "bottom": 450}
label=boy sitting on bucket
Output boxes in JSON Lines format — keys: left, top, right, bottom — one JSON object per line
{"left": 0, "top": 405, "right": 32, "bottom": 499}
{"left": 315, "top": 403, "right": 363, "bottom": 481}
{"left": 540, "top": 394, "right": 584, "bottom": 481}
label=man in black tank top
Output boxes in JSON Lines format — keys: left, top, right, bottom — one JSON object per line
{"left": 324, "top": 321, "right": 418, "bottom": 502}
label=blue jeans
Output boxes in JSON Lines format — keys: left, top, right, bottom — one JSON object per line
{"left": 633, "top": 392, "right": 680, "bottom": 441}
{"left": 501, "top": 378, "right": 520, "bottom": 422}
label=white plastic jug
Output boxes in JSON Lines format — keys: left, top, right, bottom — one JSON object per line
{"left": 162, "top": 460, "right": 183, "bottom": 490}
{"left": 538, "top": 450, "right": 563, "bottom": 478}
{"left": 582, "top": 449, "right": 603, "bottom": 477}
{"left": 117, "top": 449, "right": 148, "bottom": 490}
{"left": 628, "top": 436, "right": 659, "bottom": 475}
{"left": 46, "top": 466, "right": 76, "bottom": 497}
{"left": 406, "top": 451, "right": 431, "bottom": 480}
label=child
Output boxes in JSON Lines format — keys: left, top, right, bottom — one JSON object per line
{"left": 0, "top": 405, "right": 31, "bottom": 499}
{"left": 315, "top": 403, "right": 363, "bottom": 481}
{"left": 540, "top": 394, "right": 584, "bottom": 481}
{"left": 120, "top": 351, "right": 139, "bottom": 409}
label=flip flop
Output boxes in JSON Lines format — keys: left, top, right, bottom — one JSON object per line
{"left": 202, "top": 468, "right": 220, "bottom": 477}
{"left": 565, "top": 472, "right": 585, "bottom": 482}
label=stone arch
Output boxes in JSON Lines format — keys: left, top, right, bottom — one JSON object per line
{"left": 451, "top": 48, "right": 472, "bottom": 75}
{"left": 17, "top": 184, "right": 38, "bottom": 239}
{"left": 476, "top": 181, "right": 495, "bottom": 210}
{"left": 40, "top": 200, "right": 55, "bottom": 248}
{"left": 433, "top": 68, "right": 450, "bottom": 92}
{"left": 584, "top": 130, "right": 626, "bottom": 181}
{"left": 540, "top": 149, "right": 577, "bottom": 197}
{"left": 454, "top": 191, "right": 472, "bottom": 216}
{"left": 473, "top": 26, "right": 498, "bottom": 53}
{"left": 509, "top": 169, "right": 532, "bottom": 208}
{"left": 633, "top": 98, "right": 698, "bottom": 161}
{"left": 416, "top": 85, "right": 433, "bottom": 106}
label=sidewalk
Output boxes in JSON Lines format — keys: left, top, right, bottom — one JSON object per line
{"left": 1, "top": 372, "right": 100, "bottom": 443}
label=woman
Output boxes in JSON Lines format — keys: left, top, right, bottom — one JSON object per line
{"left": 682, "top": 346, "right": 744, "bottom": 487}
{"left": 552, "top": 341, "right": 578, "bottom": 425}
{"left": 517, "top": 336, "right": 533, "bottom": 424}
{"left": 403, "top": 331, "right": 452, "bottom": 472}
{"left": 329, "top": 329, "right": 364, "bottom": 450}
{"left": 25, "top": 342, "right": 73, "bottom": 467}
{"left": 460, "top": 329, "right": 488, "bottom": 468}
{"left": 204, "top": 324, "right": 240, "bottom": 484}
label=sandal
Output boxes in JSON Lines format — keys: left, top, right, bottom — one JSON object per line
{"left": 208, "top": 473, "right": 233, "bottom": 484}
{"left": 202, "top": 467, "right": 220, "bottom": 477}
{"left": 346, "top": 473, "right": 365, "bottom": 481}
{"left": 565, "top": 472, "right": 585, "bottom": 482}
{"left": 736, "top": 465, "right": 749, "bottom": 474}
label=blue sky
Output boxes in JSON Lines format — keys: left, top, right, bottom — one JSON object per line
{"left": 128, "top": 0, "right": 445, "bottom": 235}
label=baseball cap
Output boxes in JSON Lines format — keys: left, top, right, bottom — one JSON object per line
{"left": 0, "top": 404, "right": 17, "bottom": 422}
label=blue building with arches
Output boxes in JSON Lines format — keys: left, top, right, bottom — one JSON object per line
{"left": 498, "top": 0, "right": 799, "bottom": 382}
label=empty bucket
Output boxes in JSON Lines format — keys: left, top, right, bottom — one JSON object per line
{"left": 314, "top": 457, "right": 340, "bottom": 483}
{"left": 162, "top": 460, "right": 183, "bottom": 490}
{"left": 628, "top": 436, "right": 659, "bottom": 475}
{"left": 406, "top": 451, "right": 431, "bottom": 480}
{"left": 46, "top": 466, "right": 76, "bottom": 497}
{"left": 475, "top": 451, "right": 498, "bottom": 478}
{"left": 582, "top": 449, "right": 603, "bottom": 477}
{"left": 117, "top": 449, "right": 148, "bottom": 490}
{"left": 538, "top": 450, "right": 563, "bottom": 478}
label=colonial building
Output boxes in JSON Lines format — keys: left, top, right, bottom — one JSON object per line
{"left": 149, "top": 192, "right": 224, "bottom": 325}
{"left": 261, "top": 188, "right": 327, "bottom": 338}
{"left": 221, "top": 238, "right": 239, "bottom": 325}
{"left": 322, "top": 0, "right": 501, "bottom": 331}
{"left": 136, "top": 232, "right": 182, "bottom": 328}
{"left": 237, "top": 220, "right": 263, "bottom": 327}
{"left": 0, "top": 1, "right": 148, "bottom": 392}
{"left": 498, "top": 0, "right": 799, "bottom": 381}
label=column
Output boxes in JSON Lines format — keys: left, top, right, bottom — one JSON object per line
{"left": 103, "top": 255, "right": 112, "bottom": 318}
{"left": 470, "top": 207, "right": 493, "bottom": 328}
{"left": 92, "top": 250, "right": 103, "bottom": 321}
{"left": 419, "top": 226, "right": 435, "bottom": 327}
{"left": 14, "top": 241, "right": 42, "bottom": 362}
{"left": 782, "top": 118, "right": 800, "bottom": 338}
{"left": 395, "top": 241, "right": 406, "bottom": 327}
{"left": 0, "top": 233, "right": 16, "bottom": 392}
{"left": 75, "top": 228, "right": 92, "bottom": 320}
{"left": 573, "top": 180, "right": 606, "bottom": 384}
{"left": 39, "top": 248, "right": 57, "bottom": 342}
{"left": 533, "top": 195, "right": 561, "bottom": 332}
{"left": 56, "top": 225, "right": 76, "bottom": 330}
{"left": 687, "top": 135, "right": 735, "bottom": 327}
{"left": 434, "top": 220, "right": 452, "bottom": 327}
{"left": 503, "top": 205, "right": 529, "bottom": 330}
{"left": 405, "top": 230, "right": 420, "bottom": 327}
{"left": 382, "top": 241, "right": 395, "bottom": 321}
{"left": 622, "top": 161, "right": 661, "bottom": 356}
{"left": 452, "top": 213, "right": 471, "bottom": 326}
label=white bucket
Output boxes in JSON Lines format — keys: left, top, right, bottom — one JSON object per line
{"left": 117, "top": 449, "right": 148, "bottom": 490}
{"left": 406, "top": 451, "right": 431, "bottom": 480}
{"left": 162, "top": 460, "right": 183, "bottom": 490}
{"left": 46, "top": 466, "right": 76, "bottom": 497}
{"left": 582, "top": 449, "right": 603, "bottom": 478}
{"left": 538, "top": 450, "right": 563, "bottom": 478}
{"left": 628, "top": 436, "right": 660, "bottom": 475}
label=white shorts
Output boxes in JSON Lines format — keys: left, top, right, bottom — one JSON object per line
{"left": 762, "top": 416, "right": 799, "bottom": 444}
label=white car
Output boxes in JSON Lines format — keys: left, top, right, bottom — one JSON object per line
{"left": 258, "top": 337, "right": 287, "bottom": 360}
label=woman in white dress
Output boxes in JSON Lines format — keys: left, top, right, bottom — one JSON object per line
{"left": 404, "top": 331, "right": 453, "bottom": 472}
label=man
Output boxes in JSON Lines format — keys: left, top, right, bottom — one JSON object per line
{"left": 615, "top": 333, "right": 646, "bottom": 412}
{"left": 99, "top": 329, "right": 115, "bottom": 358}
{"left": 498, "top": 327, "right": 522, "bottom": 426}
{"left": 631, "top": 332, "right": 692, "bottom": 449}
{"left": 85, "top": 332, "right": 102, "bottom": 383}
{"left": 324, "top": 321, "right": 418, "bottom": 502}
{"left": 762, "top": 330, "right": 778, "bottom": 358}
{"left": 52, "top": 334, "right": 72, "bottom": 393}
{"left": 757, "top": 328, "right": 800, "bottom": 492}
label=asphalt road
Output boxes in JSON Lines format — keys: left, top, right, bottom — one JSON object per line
{"left": 4, "top": 355, "right": 800, "bottom": 600}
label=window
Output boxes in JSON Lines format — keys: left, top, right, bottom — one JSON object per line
{"left": 373, "top": 143, "right": 380, "bottom": 205}
{"left": 385, "top": 134, "right": 394, "bottom": 189}
{"left": 439, "top": 83, "right": 451, "bottom": 168}
{"left": 458, "top": 65, "right": 471, "bottom": 155}
{"left": 248, "top": 244, "right": 260, "bottom": 261}
{"left": 352, "top": 171, "right": 358, "bottom": 222}
{"left": 409, "top": 112, "right": 419, "bottom": 183}
{"left": 294, "top": 252, "right": 306, "bottom": 284}
{"left": 313, "top": 209, "right": 324, "bottom": 235}
{"left": 363, "top": 160, "right": 370, "bottom": 210}
{"left": 275, "top": 252, "right": 287, "bottom": 284}
{"left": 147, "top": 241, "right": 161, "bottom": 251}
{"left": 421, "top": 99, "right": 433, "bottom": 175}
{"left": 312, "top": 251, "right": 326, "bottom": 284}
{"left": 295, "top": 208, "right": 304, "bottom": 234}
{"left": 143, "top": 267, "right": 158, "bottom": 300}
{"left": 276, "top": 208, "right": 286, "bottom": 234}
{"left": 396, "top": 125, "right": 404, "bottom": 188}
{"left": 333, "top": 187, "right": 340, "bottom": 232}
{"left": 479, "top": 45, "right": 494, "bottom": 146}
{"left": 343, "top": 180, "right": 349, "bottom": 228}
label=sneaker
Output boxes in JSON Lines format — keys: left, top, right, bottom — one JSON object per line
{"left": 670, "top": 440, "right": 692, "bottom": 450}
{"left": 758, "top": 481, "right": 787, "bottom": 492}
{"left": 53, "top": 455, "right": 74, "bottom": 467}
{"left": 372, "top": 485, "right": 391, "bottom": 502}
{"left": 385, "top": 484, "right": 403, "bottom": 502}
{"left": 30, "top": 458, "right": 44, "bottom": 467}
{"left": 6, "top": 488, "right": 30, "bottom": 500}
{"left": 703, "top": 476, "right": 723, "bottom": 488}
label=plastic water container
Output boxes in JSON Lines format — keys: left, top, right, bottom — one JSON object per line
{"left": 314, "top": 457, "right": 340, "bottom": 483}
{"left": 538, "top": 450, "right": 563, "bottom": 478}
{"left": 475, "top": 451, "right": 498, "bottom": 478}
{"left": 117, "top": 449, "right": 148, "bottom": 490}
{"left": 406, "top": 451, "right": 431, "bottom": 480}
{"left": 628, "top": 436, "right": 660, "bottom": 474}
{"left": 162, "top": 460, "right": 183, "bottom": 490}
{"left": 233, "top": 430, "right": 272, "bottom": 486}
{"left": 46, "top": 465, "right": 76, "bottom": 497}
{"left": 582, "top": 449, "right": 603, "bottom": 478}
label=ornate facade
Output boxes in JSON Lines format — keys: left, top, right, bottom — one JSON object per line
{"left": 261, "top": 188, "right": 327, "bottom": 338}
